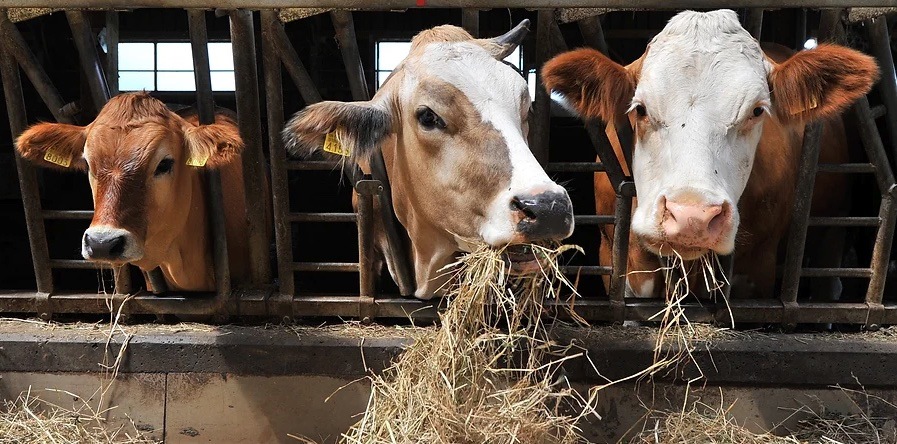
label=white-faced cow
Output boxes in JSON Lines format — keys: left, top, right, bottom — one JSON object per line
{"left": 16, "top": 92, "right": 254, "bottom": 291}
{"left": 543, "top": 10, "right": 879, "bottom": 298}
{"left": 283, "top": 22, "right": 575, "bottom": 299}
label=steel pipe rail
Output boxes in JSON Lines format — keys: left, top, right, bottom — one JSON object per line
{"left": 4, "top": 1, "right": 897, "bottom": 8}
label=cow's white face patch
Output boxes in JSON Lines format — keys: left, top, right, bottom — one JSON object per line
{"left": 409, "top": 42, "right": 572, "bottom": 246}
{"left": 629, "top": 10, "right": 770, "bottom": 258}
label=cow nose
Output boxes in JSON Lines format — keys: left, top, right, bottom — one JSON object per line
{"left": 83, "top": 232, "right": 126, "bottom": 261}
{"left": 661, "top": 200, "right": 729, "bottom": 249}
{"left": 511, "top": 191, "right": 574, "bottom": 241}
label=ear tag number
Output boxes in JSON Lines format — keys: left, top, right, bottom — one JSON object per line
{"left": 43, "top": 147, "right": 73, "bottom": 168}
{"left": 186, "top": 153, "right": 209, "bottom": 167}
{"left": 323, "top": 131, "right": 351, "bottom": 157}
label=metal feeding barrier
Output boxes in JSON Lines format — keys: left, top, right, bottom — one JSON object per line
{"left": 0, "top": 5, "right": 895, "bottom": 327}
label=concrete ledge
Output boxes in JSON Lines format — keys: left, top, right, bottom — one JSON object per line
{"left": 0, "top": 323, "right": 896, "bottom": 388}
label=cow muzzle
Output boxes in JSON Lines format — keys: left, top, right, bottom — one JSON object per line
{"left": 651, "top": 196, "right": 734, "bottom": 260}
{"left": 82, "top": 226, "right": 143, "bottom": 263}
{"left": 511, "top": 190, "right": 575, "bottom": 242}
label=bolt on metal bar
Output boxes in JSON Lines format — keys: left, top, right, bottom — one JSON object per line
{"left": 780, "top": 121, "right": 823, "bottom": 304}
{"left": 269, "top": 15, "right": 322, "bottom": 104}
{"left": 866, "top": 16, "right": 897, "bottom": 171}
{"left": 0, "top": 13, "right": 73, "bottom": 123}
{"left": 188, "top": 9, "right": 230, "bottom": 307}
{"left": 229, "top": 9, "right": 273, "bottom": 286}
{"left": 530, "top": 9, "right": 553, "bottom": 165}
{"left": 461, "top": 9, "right": 479, "bottom": 37}
{"left": 105, "top": 11, "right": 119, "bottom": 96}
{"left": 261, "top": 10, "right": 295, "bottom": 302}
{"left": 0, "top": 39, "right": 54, "bottom": 295}
{"left": 66, "top": 11, "right": 111, "bottom": 113}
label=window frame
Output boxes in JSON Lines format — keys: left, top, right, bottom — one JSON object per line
{"left": 118, "top": 40, "right": 237, "bottom": 94}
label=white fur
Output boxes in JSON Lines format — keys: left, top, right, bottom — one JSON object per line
{"left": 629, "top": 10, "right": 770, "bottom": 255}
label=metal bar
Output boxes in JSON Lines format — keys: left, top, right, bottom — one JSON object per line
{"left": 370, "top": 150, "right": 415, "bottom": 296}
{"left": 559, "top": 265, "right": 613, "bottom": 275}
{"left": 229, "top": 9, "right": 272, "bottom": 286}
{"left": 817, "top": 163, "right": 877, "bottom": 173}
{"left": 585, "top": 121, "right": 626, "bottom": 189}
{"left": 530, "top": 9, "right": 553, "bottom": 165}
{"left": 743, "top": 8, "right": 763, "bottom": 39}
{"left": 105, "top": 11, "right": 119, "bottom": 96}
{"left": 871, "top": 104, "right": 887, "bottom": 120}
{"left": 461, "top": 8, "right": 479, "bottom": 38}
{"left": 545, "top": 162, "right": 605, "bottom": 172}
{"left": 800, "top": 267, "right": 873, "bottom": 278}
{"left": 188, "top": 9, "right": 231, "bottom": 309}
{"left": 866, "top": 16, "right": 897, "bottom": 171}
{"left": 66, "top": 10, "right": 111, "bottom": 111}
{"left": 574, "top": 215, "right": 615, "bottom": 225}
{"left": 0, "top": 37, "right": 54, "bottom": 295}
{"left": 4, "top": 1, "right": 897, "bottom": 8}
{"left": 780, "top": 122, "right": 823, "bottom": 304}
{"left": 49, "top": 259, "right": 104, "bottom": 269}
{"left": 866, "top": 189, "right": 897, "bottom": 305}
{"left": 330, "top": 10, "right": 369, "bottom": 101}
{"left": 817, "top": 8, "right": 844, "bottom": 43}
{"left": 288, "top": 212, "right": 357, "bottom": 223}
{"left": 609, "top": 182, "right": 635, "bottom": 322}
{"left": 286, "top": 160, "right": 342, "bottom": 170}
{"left": 270, "top": 16, "right": 322, "bottom": 104}
{"left": 807, "top": 216, "right": 881, "bottom": 227}
{"left": 855, "top": 97, "right": 897, "bottom": 193}
{"left": 0, "top": 13, "right": 73, "bottom": 123}
{"left": 145, "top": 269, "right": 168, "bottom": 294}
{"left": 355, "top": 180, "right": 379, "bottom": 321}
{"left": 292, "top": 262, "right": 359, "bottom": 272}
{"left": 113, "top": 264, "right": 131, "bottom": 294}
{"left": 42, "top": 210, "right": 93, "bottom": 220}
{"left": 577, "top": 14, "right": 609, "bottom": 55}
{"left": 261, "top": 10, "right": 295, "bottom": 302}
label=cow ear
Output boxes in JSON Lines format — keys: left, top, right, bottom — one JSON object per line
{"left": 282, "top": 100, "right": 392, "bottom": 163}
{"left": 541, "top": 48, "right": 636, "bottom": 122}
{"left": 15, "top": 123, "right": 88, "bottom": 171}
{"left": 182, "top": 116, "right": 245, "bottom": 169}
{"left": 769, "top": 44, "right": 880, "bottom": 123}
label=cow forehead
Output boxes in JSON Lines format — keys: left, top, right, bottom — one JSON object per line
{"left": 84, "top": 123, "right": 173, "bottom": 170}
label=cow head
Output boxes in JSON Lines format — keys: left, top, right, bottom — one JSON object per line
{"left": 16, "top": 92, "right": 243, "bottom": 271}
{"left": 284, "top": 21, "right": 574, "bottom": 297}
{"left": 543, "top": 9, "right": 878, "bottom": 260}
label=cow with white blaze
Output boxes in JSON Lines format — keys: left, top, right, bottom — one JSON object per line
{"left": 543, "top": 10, "right": 879, "bottom": 298}
{"left": 284, "top": 21, "right": 574, "bottom": 299}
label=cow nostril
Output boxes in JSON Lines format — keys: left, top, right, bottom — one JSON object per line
{"left": 511, "top": 196, "right": 538, "bottom": 220}
{"left": 108, "top": 236, "right": 126, "bottom": 257}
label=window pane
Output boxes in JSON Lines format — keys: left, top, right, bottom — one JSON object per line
{"left": 157, "top": 71, "right": 196, "bottom": 91}
{"left": 376, "top": 41, "right": 411, "bottom": 71}
{"left": 157, "top": 43, "right": 194, "bottom": 71}
{"left": 211, "top": 71, "right": 236, "bottom": 91}
{"left": 208, "top": 43, "right": 234, "bottom": 71}
{"left": 119, "top": 43, "right": 154, "bottom": 70}
{"left": 378, "top": 71, "right": 395, "bottom": 88}
{"left": 504, "top": 46, "right": 521, "bottom": 70}
{"left": 119, "top": 71, "right": 155, "bottom": 91}
{"left": 527, "top": 69, "right": 536, "bottom": 102}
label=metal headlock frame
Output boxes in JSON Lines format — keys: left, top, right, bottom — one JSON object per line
{"left": 0, "top": 6, "right": 895, "bottom": 326}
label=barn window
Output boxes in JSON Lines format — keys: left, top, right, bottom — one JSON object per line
{"left": 118, "top": 42, "right": 236, "bottom": 92}
{"left": 374, "top": 40, "right": 536, "bottom": 101}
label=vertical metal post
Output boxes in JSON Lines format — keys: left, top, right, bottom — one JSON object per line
{"left": 261, "top": 10, "right": 295, "bottom": 301}
{"left": 105, "top": 11, "right": 119, "bottom": 96}
{"left": 866, "top": 16, "right": 897, "bottom": 169}
{"left": 330, "top": 10, "right": 369, "bottom": 101}
{"left": 794, "top": 8, "right": 807, "bottom": 50}
{"left": 577, "top": 14, "right": 609, "bottom": 55}
{"left": 610, "top": 182, "right": 635, "bottom": 323}
{"left": 461, "top": 9, "right": 479, "bottom": 38}
{"left": 743, "top": 8, "right": 763, "bottom": 39}
{"left": 356, "top": 180, "right": 380, "bottom": 322}
{"left": 780, "top": 122, "right": 823, "bottom": 307}
{"left": 229, "top": 10, "right": 272, "bottom": 286}
{"left": 530, "top": 9, "right": 553, "bottom": 165}
{"left": 188, "top": 9, "right": 231, "bottom": 309}
{"left": 0, "top": 38, "right": 54, "bottom": 296}
{"left": 66, "top": 11, "right": 111, "bottom": 113}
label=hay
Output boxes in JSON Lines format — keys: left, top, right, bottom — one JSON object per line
{"left": 340, "top": 243, "right": 598, "bottom": 444}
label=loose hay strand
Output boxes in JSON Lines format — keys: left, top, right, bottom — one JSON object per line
{"left": 341, "top": 243, "right": 595, "bottom": 444}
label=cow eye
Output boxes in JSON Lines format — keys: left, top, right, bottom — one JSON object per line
{"left": 752, "top": 107, "right": 764, "bottom": 118}
{"left": 154, "top": 158, "right": 174, "bottom": 177}
{"left": 635, "top": 104, "right": 647, "bottom": 117}
{"left": 416, "top": 107, "right": 446, "bottom": 130}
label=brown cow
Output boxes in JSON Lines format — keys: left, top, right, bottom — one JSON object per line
{"left": 542, "top": 10, "right": 879, "bottom": 298}
{"left": 283, "top": 22, "right": 575, "bottom": 299}
{"left": 15, "top": 92, "right": 252, "bottom": 292}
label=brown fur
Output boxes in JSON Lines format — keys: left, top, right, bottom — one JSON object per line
{"left": 546, "top": 43, "right": 878, "bottom": 298}
{"left": 15, "top": 92, "right": 254, "bottom": 292}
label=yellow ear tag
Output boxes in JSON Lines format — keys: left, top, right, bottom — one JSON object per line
{"left": 322, "top": 131, "right": 351, "bottom": 157}
{"left": 186, "top": 153, "right": 209, "bottom": 167}
{"left": 43, "top": 147, "right": 73, "bottom": 168}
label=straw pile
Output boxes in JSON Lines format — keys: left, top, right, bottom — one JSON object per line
{"left": 632, "top": 400, "right": 799, "bottom": 444}
{"left": 341, "top": 243, "right": 598, "bottom": 444}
